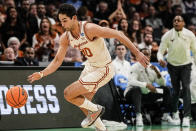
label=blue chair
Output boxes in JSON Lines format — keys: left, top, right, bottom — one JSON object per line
{"left": 151, "top": 62, "right": 168, "bottom": 72}
{"left": 113, "top": 74, "right": 128, "bottom": 91}
{"left": 152, "top": 73, "right": 172, "bottom": 88}
{"left": 113, "top": 74, "right": 134, "bottom": 124}
{"left": 74, "top": 62, "right": 82, "bottom": 67}
{"left": 165, "top": 74, "right": 172, "bottom": 87}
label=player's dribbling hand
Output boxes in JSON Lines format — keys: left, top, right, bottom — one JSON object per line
{"left": 136, "top": 52, "right": 149, "bottom": 68}
{"left": 27, "top": 72, "right": 42, "bottom": 83}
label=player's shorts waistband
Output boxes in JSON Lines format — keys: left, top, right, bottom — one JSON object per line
{"left": 89, "top": 61, "right": 112, "bottom": 68}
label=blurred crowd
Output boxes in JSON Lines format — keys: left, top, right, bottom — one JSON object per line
{"left": 0, "top": 0, "right": 196, "bottom": 66}
{"left": 0, "top": 0, "right": 196, "bottom": 127}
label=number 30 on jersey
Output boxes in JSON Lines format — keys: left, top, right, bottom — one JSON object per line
{"left": 81, "top": 48, "right": 93, "bottom": 57}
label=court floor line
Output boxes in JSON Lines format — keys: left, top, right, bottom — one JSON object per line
{"left": 8, "top": 125, "right": 196, "bottom": 131}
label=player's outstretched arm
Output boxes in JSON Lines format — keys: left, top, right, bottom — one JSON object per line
{"left": 85, "top": 23, "right": 149, "bottom": 67}
{"left": 27, "top": 33, "right": 68, "bottom": 83}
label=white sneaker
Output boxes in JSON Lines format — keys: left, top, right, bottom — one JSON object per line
{"left": 81, "top": 105, "right": 105, "bottom": 128}
{"left": 182, "top": 117, "right": 190, "bottom": 127}
{"left": 136, "top": 113, "right": 143, "bottom": 126}
{"left": 172, "top": 112, "right": 181, "bottom": 125}
{"left": 161, "top": 113, "right": 180, "bottom": 125}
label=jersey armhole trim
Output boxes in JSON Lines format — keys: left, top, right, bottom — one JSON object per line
{"left": 84, "top": 22, "right": 97, "bottom": 42}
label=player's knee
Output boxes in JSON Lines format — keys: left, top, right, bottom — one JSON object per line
{"left": 64, "top": 88, "right": 71, "bottom": 101}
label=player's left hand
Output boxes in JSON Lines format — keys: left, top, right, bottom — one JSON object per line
{"left": 27, "top": 72, "right": 42, "bottom": 83}
{"left": 136, "top": 52, "right": 149, "bottom": 68}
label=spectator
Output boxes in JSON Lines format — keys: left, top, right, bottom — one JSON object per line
{"left": 52, "top": 18, "right": 65, "bottom": 37}
{"left": 32, "top": 17, "right": 59, "bottom": 61}
{"left": 29, "top": 3, "right": 37, "bottom": 17}
{"left": 77, "top": 6, "right": 92, "bottom": 22}
{"left": 64, "top": 45, "right": 83, "bottom": 63}
{"left": 143, "top": 25, "right": 153, "bottom": 35}
{"left": 108, "top": 0, "right": 126, "bottom": 30}
{"left": 118, "top": 18, "right": 133, "bottom": 61}
{"left": 138, "top": 33, "right": 158, "bottom": 62}
{"left": 126, "top": 6, "right": 136, "bottom": 21}
{"left": 157, "top": 15, "right": 196, "bottom": 126}
{"left": 181, "top": 0, "right": 196, "bottom": 15}
{"left": 162, "top": 27, "right": 169, "bottom": 35}
{"left": 0, "top": 12, "right": 6, "bottom": 27}
{"left": 66, "top": 0, "right": 83, "bottom": 10}
{"left": 141, "top": 25, "right": 154, "bottom": 43}
{"left": 151, "top": 41, "right": 159, "bottom": 62}
{"left": 15, "top": 47, "right": 38, "bottom": 66}
{"left": 46, "top": 3, "right": 57, "bottom": 19}
{"left": 112, "top": 43, "right": 130, "bottom": 78}
{"left": 171, "top": 0, "right": 183, "bottom": 6}
{"left": 2, "top": 0, "right": 15, "bottom": 13}
{"left": 131, "top": 11, "right": 142, "bottom": 23}
{"left": 158, "top": 0, "right": 173, "bottom": 29}
{"left": 128, "top": 19, "right": 142, "bottom": 45}
{"left": 7, "top": 37, "right": 23, "bottom": 58}
{"left": 187, "top": 24, "right": 196, "bottom": 36}
{"left": 124, "top": 48, "right": 178, "bottom": 126}
{"left": 99, "top": 19, "right": 118, "bottom": 59}
{"left": 93, "top": 1, "right": 110, "bottom": 23}
{"left": 171, "top": 5, "right": 189, "bottom": 25}
{"left": 118, "top": 18, "right": 130, "bottom": 39}
{"left": 143, "top": 5, "right": 163, "bottom": 30}
{"left": 138, "top": 2, "right": 149, "bottom": 20}
{"left": 17, "top": 0, "right": 39, "bottom": 46}
{"left": 0, "top": 47, "right": 15, "bottom": 61}
{"left": 138, "top": 33, "right": 153, "bottom": 51}
{"left": 36, "top": 1, "right": 55, "bottom": 27}
{"left": 0, "top": 7, "right": 26, "bottom": 50}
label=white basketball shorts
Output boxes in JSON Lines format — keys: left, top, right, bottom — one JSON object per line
{"left": 79, "top": 62, "right": 114, "bottom": 92}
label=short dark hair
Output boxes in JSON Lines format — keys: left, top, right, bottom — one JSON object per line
{"left": 58, "top": 3, "right": 77, "bottom": 19}
{"left": 140, "top": 48, "right": 150, "bottom": 53}
{"left": 115, "top": 43, "right": 127, "bottom": 50}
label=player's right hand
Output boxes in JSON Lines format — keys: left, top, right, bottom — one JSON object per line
{"left": 146, "top": 84, "right": 157, "bottom": 93}
{"left": 27, "top": 72, "right": 42, "bottom": 83}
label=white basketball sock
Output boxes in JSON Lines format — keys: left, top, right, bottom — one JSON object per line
{"left": 94, "top": 117, "right": 106, "bottom": 130}
{"left": 79, "top": 98, "right": 98, "bottom": 112}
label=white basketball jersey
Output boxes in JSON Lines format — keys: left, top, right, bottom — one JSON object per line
{"left": 67, "top": 21, "right": 111, "bottom": 67}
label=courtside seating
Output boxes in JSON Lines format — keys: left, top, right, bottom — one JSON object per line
{"left": 113, "top": 74, "right": 135, "bottom": 124}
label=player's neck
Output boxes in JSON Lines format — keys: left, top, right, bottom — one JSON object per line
{"left": 71, "top": 21, "right": 80, "bottom": 38}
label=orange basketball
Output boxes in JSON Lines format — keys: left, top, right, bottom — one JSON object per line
{"left": 6, "top": 86, "right": 28, "bottom": 108}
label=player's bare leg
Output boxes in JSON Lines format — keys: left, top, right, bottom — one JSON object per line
{"left": 79, "top": 92, "right": 95, "bottom": 115}
{"left": 80, "top": 92, "right": 107, "bottom": 130}
{"left": 64, "top": 80, "right": 105, "bottom": 128}
{"left": 64, "top": 81, "right": 97, "bottom": 108}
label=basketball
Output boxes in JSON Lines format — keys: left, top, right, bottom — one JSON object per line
{"left": 6, "top": 86, "right": 28, "bottom": 108}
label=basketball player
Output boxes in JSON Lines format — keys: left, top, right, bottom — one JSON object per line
{"left": 27, "top": 4, "right": 149, "bottom": 131}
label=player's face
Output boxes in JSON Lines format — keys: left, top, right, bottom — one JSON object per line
{"left": 58, "top": 14, "right": 74, "bottom": 31}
